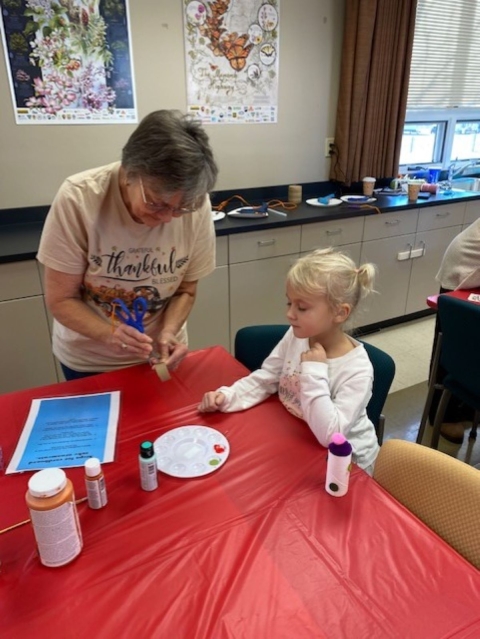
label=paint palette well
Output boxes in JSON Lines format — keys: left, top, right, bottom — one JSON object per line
{"left": 154, "top": 426, "right": 229, "bottom": 478}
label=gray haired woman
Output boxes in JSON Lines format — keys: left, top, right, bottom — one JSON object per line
{"left": 38, "top": 110, "right": 219, "bottom": 381}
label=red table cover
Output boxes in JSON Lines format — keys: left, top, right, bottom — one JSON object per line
{"left": 427, "top": 287, "right": 480, "bottom": 310}
{"left": 1, "top": 346, "right": 480, "bottom": 638}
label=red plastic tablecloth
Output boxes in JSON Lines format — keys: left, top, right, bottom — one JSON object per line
{"left": 1, "top": 346, "right": 480, "bottom": 638}
{"left": 427, "top": 287, "right": 480, "bottom": 310}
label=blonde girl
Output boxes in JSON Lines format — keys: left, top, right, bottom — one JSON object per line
{"left": 199, "top": 248, "right": 379, "bottom": 472}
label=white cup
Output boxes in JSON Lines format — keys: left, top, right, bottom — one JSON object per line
{"left": 362, "top": 176, "right": 376, "bottom": 196}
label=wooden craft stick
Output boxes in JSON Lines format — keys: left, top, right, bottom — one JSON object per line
{"left": 0, "top": 496, "right": 88, "bottom": 535}
{"left": 153, "top": 362, "right": 171, "bottom": 382}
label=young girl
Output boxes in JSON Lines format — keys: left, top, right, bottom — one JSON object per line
{"left": 199, "top": 248, "right": 380, "bottom": 473}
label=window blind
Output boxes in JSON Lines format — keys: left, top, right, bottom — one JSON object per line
{"left": 407, "top": 0, "right": 480, "bottom": 108}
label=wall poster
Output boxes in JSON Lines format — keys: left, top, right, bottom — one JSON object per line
{"left": 0, "top": 0, "right": 136, "bottom": 124}
{"left": 184, "top": 0, "right": 279, "bottom": 124}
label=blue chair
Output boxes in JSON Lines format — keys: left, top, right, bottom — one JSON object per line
{"left": 234, "top": 325, "right": 396, "bottom": 445}
{"left": 427, "top": 296, "right": 480, "bottom": 449}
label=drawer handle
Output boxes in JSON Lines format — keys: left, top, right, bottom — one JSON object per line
{"left": 326, "top": 229, "right": 342, "bottom": 236}
{"left": 397, "top": 243, "right": 413, "bottom": 261}
{"left": 385, "top": 219, "right": 401, "bottom": 226}
{"left": 257, "top": 239, "right": 276, "bottom": 247}
{"left": 435, "top": 212, "right": 450, "bottom": 218}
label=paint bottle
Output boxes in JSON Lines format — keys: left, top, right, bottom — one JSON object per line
{"left": 84, "top": 457, "right": 108, "bottom": 509}
{"left": 26, "top": 468, "right": 83, "bottom": 567}
{"left": 139, "top": 441, "right": 158, "bottom": 491}
{"left": 325, "top": 433, "right": 353, "bottom": 497}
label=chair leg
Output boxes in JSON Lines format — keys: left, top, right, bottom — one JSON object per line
{"left": 377, "top": 415, "right": 385, "bottom": 446}
{"left": 431, "top": 388, "right": 452, "bottom": 449}
{"left": 470, "top": 411, "right": 480, "bottom": 440}
{"left": 416, "top": 333, "right": 443, "bottom": 444}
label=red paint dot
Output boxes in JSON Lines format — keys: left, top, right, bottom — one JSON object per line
{"left": 214, "top": 444, "right": 225, "bottom": 453}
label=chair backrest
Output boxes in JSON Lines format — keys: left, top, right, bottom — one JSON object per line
{"left": 234, "top": 325, "right": 289, "bottom": 373}
{"left": 234, "top": 325, "right": 395, "bottom": 436}
{"left": 360, "top": 341, "right": 395, "bottom": 430}
{"left": 438, "top": 295, "right": 480, "bottom": 398}
{"left": 374, "top": 439, "right": 480, "bottom": 569}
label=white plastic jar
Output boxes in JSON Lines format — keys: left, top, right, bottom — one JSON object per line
{"left": 25, "top": 468, "right": 83, "bottom": 567}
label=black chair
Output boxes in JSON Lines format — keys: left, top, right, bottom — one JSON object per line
{"left": 234, "top": 325, "right": 395, "bottom": 445}
{"left": 422, "top": 296, "right": 480, "bottom": 449}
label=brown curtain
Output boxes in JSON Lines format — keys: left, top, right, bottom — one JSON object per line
{"left": 330, "top": 0, "right": 417, "bottom": 184}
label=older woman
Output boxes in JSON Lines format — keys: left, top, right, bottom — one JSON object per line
{"left": 37, "top": 110, "right": 218, "bottom": 380}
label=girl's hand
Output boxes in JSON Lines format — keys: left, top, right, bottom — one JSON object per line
{"left": 198, "top": 391, "right": 226, "bottom": 412}
{"left": 111, "top": 324, "right": 153, "bottom": 357}
{"left": 301, "top": 342, "right": 327, "bottom": 363}
{"left": 153, "top": 330, "right": 188, "bottom": 370}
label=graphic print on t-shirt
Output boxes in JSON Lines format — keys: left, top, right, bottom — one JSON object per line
{"left": 84, "top": 244, "right": 189, "bottom": 318}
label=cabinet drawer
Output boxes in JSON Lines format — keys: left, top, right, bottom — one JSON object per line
{"left": 229, "top": 227, "right": 301, "bottom": 264}
{"left": 363, "top": 209, "right": 418, "bottom": 241}
{"left": 464, "top": 201, "right": 480, "bottom": 226}
{"left": 216, "top": 236, "right": 228, "bottom": 266}
{"left": 300, "top": 217, "right": 364, "bottom": 252}
{"left": 0, "top": 260, "right": 42, "bottom": 302}
{"left": 417, "top": 202, "right": 466, "bottom": 232}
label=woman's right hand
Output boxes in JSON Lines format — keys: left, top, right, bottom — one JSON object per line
{"left": 111, "top": 324, "right": 153, "bottom": 358}
{"left": 198, "top": 391, "right": 226, "bottom": 412}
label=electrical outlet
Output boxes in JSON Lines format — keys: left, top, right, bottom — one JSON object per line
{"left": 325, "top": 137, "right": 335, "bottom": 158}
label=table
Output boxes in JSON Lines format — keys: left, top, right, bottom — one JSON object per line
{"left": 427, "top": 286, "right": 480, "bottom": 310}
{"left": 1, "top": 346, "right": 480, "bottom": 638}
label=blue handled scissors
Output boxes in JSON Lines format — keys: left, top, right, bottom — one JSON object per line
{"left": 112, "top": 296, "right": 147, "bottom": 333}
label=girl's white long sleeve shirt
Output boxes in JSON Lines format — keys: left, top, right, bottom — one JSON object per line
{"left": 217, "top": 328, "right": 380, "bottom": 470}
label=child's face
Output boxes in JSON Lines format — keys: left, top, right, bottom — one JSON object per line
{"left": 286, "top": 282, "right": 345, "bottom": 339}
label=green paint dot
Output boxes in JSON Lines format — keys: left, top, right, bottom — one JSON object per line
{"left": 209, "top": 458, "right": 220, "bottom": 466}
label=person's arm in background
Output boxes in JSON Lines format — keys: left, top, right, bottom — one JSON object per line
{"left": 44, "top": 267, "right": 153, "bottom": 358}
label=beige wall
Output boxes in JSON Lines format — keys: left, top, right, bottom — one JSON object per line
{"left": 0, "top": 0, "right": 344, "bottom": 209}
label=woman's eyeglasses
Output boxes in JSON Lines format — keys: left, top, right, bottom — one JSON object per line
{"left": 138, "top": 177, "right": 194, "bottom": 215}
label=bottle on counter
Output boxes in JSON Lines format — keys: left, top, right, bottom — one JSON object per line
{"left": 325, "top": 433, "right": 353, "bottom": 497}
{"left": 84, "top": 457, "right": 108, "bottom": 509}
{"left": 25, "top": 467, "right": 83, "bottom": 567}
{"left": 139, "top": 441, "right": 158, "bottom": 491}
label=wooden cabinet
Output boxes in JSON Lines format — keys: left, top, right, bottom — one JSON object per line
{"left": 300, "top": 217, "right": 362, "bottom": 264}
{"left": 463, "top": 201, "right": 480, "bottom": 230}
{"left": 360, "top": 232, "right": 417, "bottom": 325}
{"left": 405, "top": 203, "right": 465, "bottom": 314}
{"left": 360, "top": 210, "right": 419, "bottom": 325}
{"left": 0, "top": 261, "right": 58, "bottom": 393}
{"left": 300, "top": 217, "right": 364, "bottom": 252}
{"left": 187, "top": 237, "right": 230, "bottom": 351}
{"left": 229, "top": 227, "right": 301, "bottom": 350}
{"left": 361, "top": 204, "right": 466, "bottom": 324}
{"left": 405, "top": 225, "right": 462, "bottom": 314}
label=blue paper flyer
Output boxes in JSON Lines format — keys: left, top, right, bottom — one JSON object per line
{"left": 6, "top": 391, "right": 120, "bottom": 474}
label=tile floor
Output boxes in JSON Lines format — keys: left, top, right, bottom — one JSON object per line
{"left": 360, "top": 316, "right": 480, "bottom": 468}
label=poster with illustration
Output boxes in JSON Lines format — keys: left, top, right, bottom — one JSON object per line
{"left": 0, "top": 0, "right": 136, "bottom": 124}
{"left": 184, "top": 0, "right": 279, "bottom": 124}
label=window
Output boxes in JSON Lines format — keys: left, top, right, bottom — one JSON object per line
{"left": 451, "top": 121, "right": 480, "bottom": 161}
{"left": 399, "top": 122, "right": 445, "bottom": 165}
{"left": 400, "top": 0, "right": 480, "bottom": 169}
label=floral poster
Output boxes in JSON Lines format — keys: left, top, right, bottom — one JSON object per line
{"left": 184, "top": 0, "right": 279, "bottom": 124}
{"left": 0, "top": 0, "right": 136, "bottom": 124}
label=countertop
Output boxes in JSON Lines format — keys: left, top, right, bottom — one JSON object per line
{"left": 1, "top": 190, "right": 480, "bottom": 264}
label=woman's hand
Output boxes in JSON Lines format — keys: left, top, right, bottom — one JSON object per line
{"left": 111, "top": 324, "right": 153, "bottom": 357}
{"left": 152, "top": 330, "right": 188, "bottom": 370}
{"left": 300, "top": 342, "right": 327, "bottom": 364}
{"left": 198, "top": 391, "right": 226, "bottom": 412}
